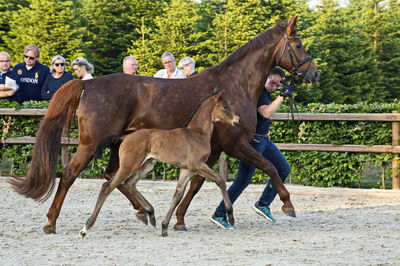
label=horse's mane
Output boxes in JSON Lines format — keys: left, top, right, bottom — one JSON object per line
{"left": 209, "top": 21, "right": 286, "bottom": 73}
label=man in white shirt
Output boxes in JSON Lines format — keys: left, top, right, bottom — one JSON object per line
{"left": 153, "top": 52, "right": 186, "bottom": 79}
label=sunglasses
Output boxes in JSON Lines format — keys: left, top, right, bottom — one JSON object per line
{"left": 163, "top": 60, "right": 173, "bottom": 65}
{"left": 54, "top": 63, "right": 65, "bottom": 67}
{"left": 24, "top": 55, "right": 36, "bottom": 60}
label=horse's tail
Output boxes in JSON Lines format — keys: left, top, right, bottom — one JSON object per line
{"left": 94, "top": 130, "right": 136, "bottom": 159}
{"left": 7, "top": 80, "right": 86, "bottom": 202}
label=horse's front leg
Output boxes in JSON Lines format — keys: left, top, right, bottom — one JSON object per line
{"left": 104, "top": 144, "right": 148, "bottom": 225}
{"left": 174, "top": 151, "right": 221, "bottom": 231}
{"left": 229, "top": 138, "right": 295, "bottom": 217}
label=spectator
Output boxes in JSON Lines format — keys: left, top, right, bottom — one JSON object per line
{"left": 71, "top": 57, "right": 94, "bottom": 80}
{"left": 123, "top": 56, "right": 138, "bottom": 75}
{"left": 0, "top": 52, "right": 21, "bottom": 103}
{"left": 12, "top": 44, "right": 51, "bottom": 102}
{"left": 153, "top": 52, "right": 186, "bottom": 79}
{"left": 41, "top": 55, "right": 74, "bottom": 100}
{"left": 178, "top": 56, "right": 198, "bottom": 77}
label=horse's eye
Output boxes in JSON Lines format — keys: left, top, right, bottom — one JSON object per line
{"left": 296, "top": 43, "right": 302, "bottom": 48}
{"left": 223, "top": 104, "right": 229, "bottom": 110}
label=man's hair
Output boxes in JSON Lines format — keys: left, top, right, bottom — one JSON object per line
{"left": 123, "top": 56, "right": 137, "bottom": 65}
{"left": 269, "top": 67, "right": 285, "bottom": 78}
{"left": 24, "top": 44, "right": 40, "bottom": 58}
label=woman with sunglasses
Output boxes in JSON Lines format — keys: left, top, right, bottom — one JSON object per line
{"left": 41, "top": 55, "right": 74, "bottom": 100}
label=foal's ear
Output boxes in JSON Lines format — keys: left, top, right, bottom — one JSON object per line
{"left": 286, "top": 16, "right": 297, "bottom": 36}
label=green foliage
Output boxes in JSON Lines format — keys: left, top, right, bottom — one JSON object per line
{"left": 1, "top": 101, "right": 398, "bottom": 188}
{"left": 2, "top": 0, "right": 84, "bottom": 68}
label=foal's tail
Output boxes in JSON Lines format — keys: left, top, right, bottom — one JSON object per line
{"left": 94, "top": 130, "right": 135, "bottom": 159}
{"left": 7, "top": 80, "right": 86, "bottom": 202}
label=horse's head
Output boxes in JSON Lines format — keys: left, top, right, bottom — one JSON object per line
{"left": 275, "top": 17, "right": 319, "bottom": 84}
{"left": 212, "top": 91, "right": 240, "bottom": 127}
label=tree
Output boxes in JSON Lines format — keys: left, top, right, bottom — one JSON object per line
{"left": 2, "top": 0, "right": 84, "bottom": 68}
{"left": 128, "top": 0, "right": 203, "bottom": 75}
{"left": 298, "top": 0, "right": 383, "bottom": 104}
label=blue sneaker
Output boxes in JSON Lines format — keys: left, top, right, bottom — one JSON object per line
{"left": 252, "top": 202, "right": 276, "bottom": 223}
{"left": 210, "top": 215, "right": 235, "bottom": 230}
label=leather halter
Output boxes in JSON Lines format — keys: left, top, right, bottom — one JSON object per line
{"left": 276, "top": 32, "right": 313, "bottom": 80}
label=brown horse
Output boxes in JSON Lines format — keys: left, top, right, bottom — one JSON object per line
{"left": 79, "top": 90, "right": 240, "bottom": 237}
{"left": 8, "top": 17, "right": 319, "bottom": 234}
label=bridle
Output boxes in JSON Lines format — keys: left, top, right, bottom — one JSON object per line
{"left": 276, "top": 32, "right": 313, "bottom": 81}
{"left": 276, "top": 32, "right": 314, "bottom": 121}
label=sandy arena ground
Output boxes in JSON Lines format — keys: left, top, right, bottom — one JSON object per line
{"left": 1, "top": 176, "right": 399, "bottom": 265}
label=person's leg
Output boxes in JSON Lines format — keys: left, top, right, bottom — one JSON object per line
{"left": 214, "top": 136, "right": 267, "bottom": 217}
{"left": 258, "top": 139, "right": 290, "bottom": 207}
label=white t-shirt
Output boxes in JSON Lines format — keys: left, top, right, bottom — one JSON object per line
{"left": 153, "top": 68, "right": 186, "bottom": 79}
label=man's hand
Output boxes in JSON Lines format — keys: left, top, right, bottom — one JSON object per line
{"left": 279, "top": 85, "right": 293, "bottom": 99}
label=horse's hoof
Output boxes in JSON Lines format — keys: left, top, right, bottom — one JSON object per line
{"left": 173, "top": 224, "right": 188, "bottom": 231}
{"left": 282, "top": 208, "right": 296, "bottom": 218}
{"left": 227, "top": 215, "right": 235, "bottom": 226}
{"left": 149, "top": 215, "right": 156, "bottom": 228}
{"left": 135, "top": 213, "right": 148, "bottom": 225}
{"left": 161, "top": 230, "right": 168, "bottom": 237}
{"left": 43, "top": 225, "right": 56, "bottom": 234}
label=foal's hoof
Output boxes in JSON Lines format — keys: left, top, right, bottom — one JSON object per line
{"left": 43, "top": 225, "right": 56, "bottom": 234}
{"left": 135, "top": 213, "right": 149, "bottom": 225}
{"left": 173, "top": 223, "right": 188, "bottom": 231}
{"left": 79, "top": 226, "right": 87, "bottom": 238}
{"left": 282, "top": 208, "right": 296, "bottom": 218}
{"left": 149, "top": 215, "right": 156, "bottom": 228}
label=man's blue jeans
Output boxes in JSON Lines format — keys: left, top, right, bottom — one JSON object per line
{"left": 214, "top": 135, "right": 290, "bottom": 217}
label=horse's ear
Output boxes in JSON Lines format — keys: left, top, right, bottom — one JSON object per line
{"left": 212, "top": 87, "right": 220, "bottom": 96}
{"left": 286, "top": 16, "right": 297, "bottom": 36}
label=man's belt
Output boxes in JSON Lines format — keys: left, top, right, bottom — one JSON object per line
{"left": 254, "top": 133, "right": 269, "bottom": 138}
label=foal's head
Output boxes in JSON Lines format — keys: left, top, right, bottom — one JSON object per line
{"left": 211, "top": 92, "right": 240, "bottom": 127}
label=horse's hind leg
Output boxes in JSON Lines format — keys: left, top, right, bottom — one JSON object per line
{"left": 104, "top": 144, "right": 148, "bottom": 225}
{"left": 43, "top": 145, "right": 94, "bottom": 234}
{"left": 174, "top": 151, "right": 221, "bottom": 231}
{"left": 161, "top": 169, "right": 193, "bottom": 237}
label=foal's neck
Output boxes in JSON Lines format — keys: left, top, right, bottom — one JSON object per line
{"left": 186, "top": 98, "right": 215, "bottom": 138}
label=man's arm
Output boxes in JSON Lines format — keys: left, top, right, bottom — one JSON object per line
{"left": 258, "top": 96, "right": 284, "bottom": 118}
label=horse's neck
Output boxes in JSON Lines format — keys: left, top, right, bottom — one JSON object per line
{"left": 186, "top": 98, "right": 215, "bottom": 138}
{"left": 221, "top": 38, "right": 280, "bottom": 102}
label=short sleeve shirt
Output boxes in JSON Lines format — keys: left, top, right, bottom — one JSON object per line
{"left": 255, "top": 89, "right": 271, "bottom": 135}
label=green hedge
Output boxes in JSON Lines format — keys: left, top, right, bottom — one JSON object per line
{"left": 1, "top": 99, "right": 399, "bottom": 188}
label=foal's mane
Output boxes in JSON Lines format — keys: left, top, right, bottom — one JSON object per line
{"left": 183, "top": 90, "right": 220, "bottom": 128}
{"left": 209, "top": 21, "right": 286, "bottom": 73}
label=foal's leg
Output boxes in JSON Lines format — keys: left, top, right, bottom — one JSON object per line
{"left": 80, "top": 166, "right": 139, "bottom": 238}
{"left": 104, "top": 144, "right": 148, "bottom": 225}
{"left": 124, "top": 159, "right": 157, "bottom": 227}
{"left": 161, "top": 169, "right": 193, "bottom": 237}
{"left": 43, "top": 144, "right": 94, "bottom": 234}
{"left": 195, "top": 163, "right": 234, "bottom": 226}
{"left": 174, "top": 151, "right": 221, "bottom": 231}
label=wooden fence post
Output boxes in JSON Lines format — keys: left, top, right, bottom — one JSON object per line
{"left": 61, "top": 127, "right": 70, "bottom": 168}
{"left": 219, "top": 152, "right": 228, "bottom": 181}
{"left": 392, "top": 111, "right": 400, "bottom": 190}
